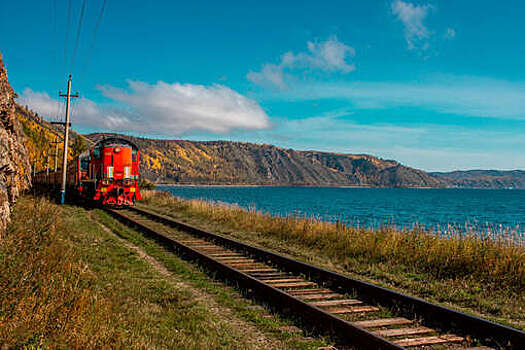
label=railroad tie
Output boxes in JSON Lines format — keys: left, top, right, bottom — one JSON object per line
{"left": 272, "top": 281, "right": 316, "bottom": 289}
{"left": 193, "top": 246, "right": 226, "bottom": 251}
{"left": 179, "top": 240, "right": 208, "bottom": 244}
{"left": 310, "top": 299, "right": 363, "bottom": 307}
{"left": 394, "top": 334, "right": 463, "bottom": 347}
{"left": 375, "top": 326, "right": 435, "bottom": 338}
{"left": 254, "top": 273, "right": 290, "bottom": 280}
{"left": 228, "top": 262, "right": 266, "bottom": 268}
{"left": 298, "top": 293, "right": 342, "bottom": 301}
{"left": 353, "top": 317, "right": 413, "bottom": 328}
{"left": 264, "top": 278, "right": 305, "bottom": 284}
{"left": 237, "top": 268, "right": 276, "bottom": 273}
{"left": 324, "top": 306, "right": 379, "bottom": 314}
{"left": 216, "top": 258, "right": 256, "bottom": 264}
{"left": 288, "top": 288, "right": 333, "bottom": 295}
{"left": 208, "top": 253, "right": 244, "bottom": 257}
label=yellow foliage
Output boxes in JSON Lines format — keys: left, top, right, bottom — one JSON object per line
{"left": 143, "top": 153, "right": 162, "bottom": 170}
{"left": 17, "top": 113, "right": 77, "bottom": 173}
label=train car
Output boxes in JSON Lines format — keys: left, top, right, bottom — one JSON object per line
{"left": 33, "top": 136, "right": 142, "bottom": 206}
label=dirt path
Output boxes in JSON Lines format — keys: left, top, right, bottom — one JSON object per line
{"left": 90, "top": 213, "right": 291, "bottom": 350}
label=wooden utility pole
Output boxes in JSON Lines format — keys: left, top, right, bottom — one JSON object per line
{"left": 58, "top": 75, "right": 79, "bottom": 204}
{"left": 52, "top": 136, "right": 59, "bottom": 172}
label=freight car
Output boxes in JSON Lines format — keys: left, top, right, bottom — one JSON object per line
{"left": 34, "top": 137, "right": 142, "bottom": 206}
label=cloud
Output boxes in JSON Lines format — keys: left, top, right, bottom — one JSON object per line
{"left": 391, "top": 0, "right": 433, "bottom": 51}
{"left": 17, "top": 89, "right": 61, "bottom": 117}
{"left": 247, "top": 36, "right": 355, "bottom": 89}
{"left": 247, "top": 64, "right": 286, "bottom": 90}
{"left": 17, "top": 81, "right": 271, "bottom": 136}
{"left": 17, "top": 88, "right": 129, "bottom": 130}
{"left": 262, "top": 76, "right": 525, "bottom": 120}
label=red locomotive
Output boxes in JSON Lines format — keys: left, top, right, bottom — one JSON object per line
{"left": 34, "top": 137, "right": 142, "bottom": 206}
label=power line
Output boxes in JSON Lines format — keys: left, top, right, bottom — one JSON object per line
{"left": 63, "top": 0, "right": 73, "bottom": 80}
{"left": 83, "top": 0, "right": 107, "bottom": 74}
{"left": 70, "top": 0, "right": 87, "bottom": 72}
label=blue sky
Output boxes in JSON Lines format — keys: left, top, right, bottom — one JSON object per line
{"left": 1, "top": 0, "right": 524, "bottom": 171}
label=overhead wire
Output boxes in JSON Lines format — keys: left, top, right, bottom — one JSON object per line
{"left": 46, "top": 0, "right": 60, "bottom": 123}
{"left": 62, "top": 0, "right": 73, "bottom": 81}
{"left": 83, "top": 0, "right": 107, "bottom": 74}
{"left": 70, "top": 0, "right": 87, "bottom": 73}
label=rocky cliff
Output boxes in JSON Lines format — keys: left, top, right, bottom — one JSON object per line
{"left": 0, "top": 53, "right": 30, "bottom": 233}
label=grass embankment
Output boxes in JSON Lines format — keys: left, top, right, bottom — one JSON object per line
{"left": 141, "top": 191, "right": 525, "bottom": 330}
{"left": 0, "top": 196, "right": 330, "bottom": 349}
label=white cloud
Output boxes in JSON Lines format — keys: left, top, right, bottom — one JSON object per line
{"left": 17, "top": 88, "right": 130, "bottom": 130}
{"left": 17, "top": 81, "right": 271, "bottom": 135}
{"left": 263, "top": 76, "right": 525, "bottom": 120}
{"left": 246, "top": 64, "right": 286, "bottom": 90}
{"left": 242, "top": 115, "right": 525, "bottom": 171}
{"left": 391, "top": 0, "right": 433, "bottom": 51}
{"left": 445, "top": 27, "right": 456, "bottom": 39}
{"left": 17, "top": 89, "right": 61, "bottom": 117}
{"left": 247, "top": 36, "right": 355, "bottom": 89}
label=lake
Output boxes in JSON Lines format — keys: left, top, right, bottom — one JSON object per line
{"left": 157, "top": 186, "right": 524, "bottom": 241}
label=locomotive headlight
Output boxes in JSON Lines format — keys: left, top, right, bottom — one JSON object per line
{"left": 107, "top": 166, "right": 114, "bottom": 178}
{"left": 124, "top": 166, "right": 131, "bottom": 178}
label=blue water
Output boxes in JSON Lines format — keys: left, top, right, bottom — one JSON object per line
{"left": 158, "top": 186, "right": 525, "bottom": 239}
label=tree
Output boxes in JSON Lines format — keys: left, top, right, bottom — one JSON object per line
{"left": 71, "top": 136, "right": 88, "bottom": 158}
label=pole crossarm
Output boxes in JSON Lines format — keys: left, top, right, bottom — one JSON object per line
{"left": 50, "top": 121, "right": 72, "bottom": 127}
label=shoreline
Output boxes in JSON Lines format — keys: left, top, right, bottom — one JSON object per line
{"left": 140, "top": 191, "right": 525, "bottom": 331}
{"left": 154, "top": 185, "right": 524, "bottom": 240}
{"left": 155, "top": 183, "right": 523, "bottom": 190}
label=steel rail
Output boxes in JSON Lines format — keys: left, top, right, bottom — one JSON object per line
{"left": 109, "top": 206, "right": 524, "bottom": 349}
{"left": 107, "top": 207, "right": 403, "bottom": 349}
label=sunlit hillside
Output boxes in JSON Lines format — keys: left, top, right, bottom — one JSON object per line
{"left": 16, "top": 105, "right": 88, "bottom": 173}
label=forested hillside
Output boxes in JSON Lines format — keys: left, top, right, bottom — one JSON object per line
{"left": 88, "top": 133, "right": 442, "bottom": 187}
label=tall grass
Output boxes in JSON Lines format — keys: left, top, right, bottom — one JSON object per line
{"left": 0, "top": 197, "right": 121, "bottom": 349}
{"left": 143, "top": 191, "right": 525, "bottom": 292}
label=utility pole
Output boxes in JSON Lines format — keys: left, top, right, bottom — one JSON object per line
{"left": 57, "top": 75, "right": 79, "bottom": 204}
{"left": 52, "top": 136, "right": 59, "bottom": 172}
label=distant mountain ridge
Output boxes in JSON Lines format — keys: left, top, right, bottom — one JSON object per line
{"left": 431, "top": 170, "right": 525, "bottom": 189}
{"left": 85, "top": 133, "right": 523, "bottom": 189}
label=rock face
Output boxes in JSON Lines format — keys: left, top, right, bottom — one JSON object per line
{"left": 0, "top": 53, "right": 30, "bottom": 233}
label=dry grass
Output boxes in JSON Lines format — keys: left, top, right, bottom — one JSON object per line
{"left": 0, "top": 197, "right": 121, "bottom": 349}
{"left": 142, "top": 190, "right": 525, "bottom": 293}
{"left": 1, "top": 196, "right": 329, "bottom": 349}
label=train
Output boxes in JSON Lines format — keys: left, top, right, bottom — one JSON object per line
{"left": 34, "top": 137, "right": 143, "bottom": 206}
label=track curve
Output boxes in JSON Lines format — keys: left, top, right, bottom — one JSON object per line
{"left": 106, "top": 206, "right": 524, "bottom": 349}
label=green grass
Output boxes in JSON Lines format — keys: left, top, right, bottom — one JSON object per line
{"left": 140, "top": 190, "right": 525, "bottom": 330}
{"left": 91, "top": 209, "right": 331, "bottom": 350}
{"left": 0, "top": 196, "right": 330, "bottom": 349}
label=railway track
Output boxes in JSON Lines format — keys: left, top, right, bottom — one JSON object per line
{"left": 106, "top": 206, "right": 524, "bottom": 350}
